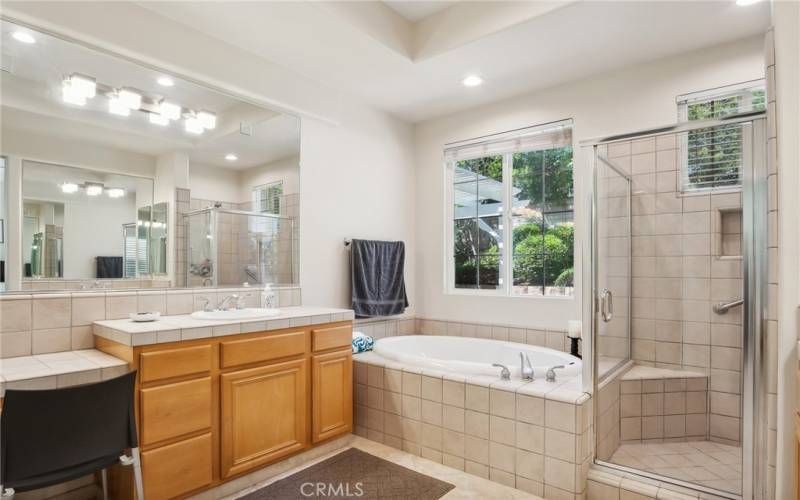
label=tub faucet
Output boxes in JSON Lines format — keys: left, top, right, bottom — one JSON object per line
{"left": 546, "top": 365, "right": 565, "bottom": 382}
{"left": 492, "top": 364, "right": 511, "bottom": 381}
{"left": 520, "top": 352, "right": 534, "bottom": 381}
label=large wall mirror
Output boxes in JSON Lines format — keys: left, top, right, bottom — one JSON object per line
{"left": 0, "top": 20, "right": 300, "bottom": 293}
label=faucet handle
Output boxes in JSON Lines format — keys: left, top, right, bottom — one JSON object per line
{"left": 492, "top": 363, "right": 511, "bottom": 381}
{"left": 545, "top": 365, "right": 565, "bottom": 382}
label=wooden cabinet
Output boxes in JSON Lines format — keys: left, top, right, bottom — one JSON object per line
{"left": 99, "top": 320, "right": 352, "bottom": 499}
{"left": 221, "top": 358, "right": 308, "bottom": 478}
{"left": 312, "top": 349, "right": 352, "bottom": 443}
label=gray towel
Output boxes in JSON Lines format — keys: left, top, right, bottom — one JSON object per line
{"left": 350, "top": 239, "right": 409, "bottom": 318}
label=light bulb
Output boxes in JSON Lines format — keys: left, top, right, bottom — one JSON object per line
{"left": 197, "top": 110, "right": 216, "bottom": 129}
{"left": 85, "top": 183, "right": 103, "bottom": 196}
{"left": 61, "top": 81, "right": 86, "bottom": 106}
{"left": 60, "top": 182, "right": 79, "bottom": 194}
{"left": 159, "top": 100, "right": 182, "bottom": 121}
{"left": 107, "top": 188, "right": 125, "bottom": 198}
{"left": 68, "top": 73, "right": 96, "bottom": 99}
{"left": 109, "top": 96, "right": 130, "bottom": 117}
{"left": 118, "top": 88, "right": 142, "bottom": 110}
{"left": 185, "top": 116, "right": 204, "bottom": 135}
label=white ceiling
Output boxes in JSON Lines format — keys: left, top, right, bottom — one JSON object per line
{"left": 0, "top": 19, "right": 300, "bottom": 168}
{"left": 138, "top": 1, "right": 770, "bottom": 123}
{"left": 383, "top": 1, "right": 455, "bottom": 21}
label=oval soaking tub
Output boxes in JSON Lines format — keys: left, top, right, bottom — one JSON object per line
{"left": 373, "top": 335, "right": 581, "bottom": 379}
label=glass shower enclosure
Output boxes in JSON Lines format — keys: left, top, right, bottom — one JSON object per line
{"left": 584, "top": 112, "right": 767, "bottom": 500}
{"left": 184, "top": 207, "right": 296, "bottom": 287}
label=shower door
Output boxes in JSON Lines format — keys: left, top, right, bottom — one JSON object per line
{"left": 593, "top": 151, "right": 632, "bottom": 383}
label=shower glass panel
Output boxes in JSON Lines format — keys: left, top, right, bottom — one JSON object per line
{"left": 594, "top": 150, "right": 632, "bottom": 382}
{"left": 588, "top": 116, "right": 766, "bottom": 500}
{"left": 184, "top": 208, "right": 295, "bottom": 287}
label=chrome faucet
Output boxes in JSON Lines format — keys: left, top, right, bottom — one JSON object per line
{"left": 199, "top": 297, "right": 213, "bottom": 312}
{"left": 520, "top": 352, "right": 534, "bottom": 381}
{"left": 545, "top": 365, "right": 565, "bottom": 382}
{"left": 217, "top": 294, "right": 239, "bottom": 311}
{"left": 492, "top": 363, "right": 511, "bottom": 381}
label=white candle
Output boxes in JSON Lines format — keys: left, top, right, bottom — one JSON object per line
{"left": 568, "top": 320, "right": 582, "bottom": 339}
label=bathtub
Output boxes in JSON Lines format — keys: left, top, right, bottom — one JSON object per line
{"left": 373, "top": 335, "right": 581, "bottom": 380}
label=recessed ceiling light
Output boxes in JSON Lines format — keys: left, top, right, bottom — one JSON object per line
{"left": 225, "top": 153, "right": 238, "bottom": 161}
{"left": 736, "top": 0, "right": 763, "bottom": 5}
{"left": 157, "top": 76, "right": 174, "bottom": 87}
{"left": 12, "top": 31, "right": 35, "bottom": 44}
{"left": 462, "top": 75, "right": 483, "bottom": 87}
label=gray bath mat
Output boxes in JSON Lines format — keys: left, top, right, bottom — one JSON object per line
{"left": 239, "top": 447, "right": 455, "bottom": 500}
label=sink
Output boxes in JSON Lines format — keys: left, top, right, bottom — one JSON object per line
{"left": 190, "top": 308, "right": 282, "bottom": 321}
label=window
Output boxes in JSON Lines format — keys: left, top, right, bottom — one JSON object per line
{"left": 677, "top": 80, "right": 765, "bottom": 193}
{"left": 253, "top": 181, "right": 283, "bottom": 215}
{"left": 445, "top": 120, "right": 574, "bottom": 297}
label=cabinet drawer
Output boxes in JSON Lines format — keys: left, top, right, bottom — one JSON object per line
{"left": 141, "top": 432, "right": 213, "bottom": 500}
{"left": 140, "top": 344, "right": 211, "bottom": 383}
{"left": 141, "top": 377, "right": 212, "bottom": 446}
{"left": 220, "top": 330, "right": 306, "bottom": 368}
{"left": 311, "top": 325, "right": 352, "bottom": 352}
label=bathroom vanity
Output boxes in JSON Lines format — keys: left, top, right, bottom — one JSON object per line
{"left": 93, "top": 307, "right": 354, "bottom": 499}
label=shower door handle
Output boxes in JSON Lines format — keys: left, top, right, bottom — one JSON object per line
{"left": 600, "top": 288, "right": 614, "bottom": 322}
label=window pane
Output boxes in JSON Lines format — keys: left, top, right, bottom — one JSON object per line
{"left": 454, "top": 254, "right": 478, "bottom": 288}
{"left": 478, "top": 254, "right": 501, "bottom": 288}
{"left": 511, "top": 145, "right": 574, "bottom": 296}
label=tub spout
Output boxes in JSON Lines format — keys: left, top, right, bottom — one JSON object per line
{"left": 520, "top": 352, "right": 534, "bottom": 381}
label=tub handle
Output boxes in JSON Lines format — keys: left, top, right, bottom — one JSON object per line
{"left": 545, "top": 365, "right": 565, "bottom": 383}
{"left": 492, "top": 364, "right": 511, "bottom": 381}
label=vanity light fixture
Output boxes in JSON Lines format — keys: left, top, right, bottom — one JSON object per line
{"left": 159, "top": 100, "right": 182, "bottom": 121}
{"left": 149, "top": 112, "right": 169, "bottom": 126}
{"left": 225, "top": 153, "right": 238, "bottom": 161}
{"left": 157, "top": 76, "right": 174, "bottom": 87}
{"left": 462, "top": 75, "right": 483, "bottom": 87}
{"left": 12, "top": 31, "right": 35, "bottom": 44}
{"left": 108, "top": 95, "right": 131, "bottom": 117}
{"left": 185, "top": 116, "right": 204, "bottom": 135}
{"left": 106, "top": 188, "right": 125, "bottom": 198}
{"left": 118, "top": 88, "right": 142, "bottom": 110}
{"left": 197, "top": 110, "right": 217, "bottom": 130}
{"left": 84, "top": 182, "right": 104, "bottom": 196}
{"left": 60, "top": 182, "right": 79, "bottom": 194}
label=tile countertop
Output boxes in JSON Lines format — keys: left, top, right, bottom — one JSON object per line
{"left": 0, "top": 350, "right": 129, "bottom": 396}
{"left": 93, "top": 306, "right": 355, "bottom": 346}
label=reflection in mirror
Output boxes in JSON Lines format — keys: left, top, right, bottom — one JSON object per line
{"left": 0, "top": 20, "right": 300, "bottom": 293}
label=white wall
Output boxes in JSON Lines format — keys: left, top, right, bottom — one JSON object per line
{"left": 413, "top": 36, "right": 765, "bottom": 330}
{"left": 239, "top": 155, "right": 301, "bottom": 201}
{"left": 189, "top": 162, "right": 241, "bottom": 203}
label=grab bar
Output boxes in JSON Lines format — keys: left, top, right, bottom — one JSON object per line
{"left": 713, "top": 299, "right": 743, "bottom": 315}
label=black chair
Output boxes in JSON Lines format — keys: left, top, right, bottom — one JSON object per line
{"left": 0, "top": 371, "right": 144, "bottom": 499}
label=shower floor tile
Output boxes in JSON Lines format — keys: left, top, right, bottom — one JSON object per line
{"left": 609, "top": 440, "right": 742, "bottom": 495}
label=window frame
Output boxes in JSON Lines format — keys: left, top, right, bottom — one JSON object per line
{"left": 676, "top": 79, "right": 765, "bottom": 195}
{"left": 253, "top": 180, "right": 283, "bottom": 215}
{"left": 443, "top": 120, "right": 575, "bottom": 299}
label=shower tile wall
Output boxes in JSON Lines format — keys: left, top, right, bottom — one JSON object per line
{"left": 608, "top": 135, "right": 743, "bottom": 445}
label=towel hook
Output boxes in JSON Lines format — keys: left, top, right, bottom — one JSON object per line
{"left": 344, "top": 238, "right": 352, "bottom": 247}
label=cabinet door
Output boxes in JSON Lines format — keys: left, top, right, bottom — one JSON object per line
{"left": 312, "top": 349, "right": 353, "bottom": 443}
{"left": 220, "top": 358, "right": 308, "bottom": 478}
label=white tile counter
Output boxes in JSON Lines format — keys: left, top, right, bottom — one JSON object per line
{"left": 0, "top": 349, "right": 129, "bottom": 396}
{"left": 93, "top": 306, "right": 355, "bottom": 346}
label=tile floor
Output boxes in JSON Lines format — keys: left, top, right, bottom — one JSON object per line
{"left": 228, "top": 436, "right": 542, "bottom": 500}
{"left": 609, "top": 440, "right": 742, "bottom": 495}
